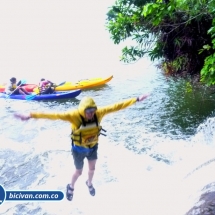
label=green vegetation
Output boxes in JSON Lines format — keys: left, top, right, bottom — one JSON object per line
{"left": 106, "top": 0, "right": 215, "bottom": 86}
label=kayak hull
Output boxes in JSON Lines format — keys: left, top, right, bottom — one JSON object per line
{"left": 0, "top": 84, "right": 37, "bottom": 93}
{"left": 0, "top": 75, "right": 113, "bottom": 92}
{"left": 0, "top": 87, "right": 4, "bottom": 92}
{"left": 55, "top": 75, "right": 113, "bottom": 91}
{"left": 0, "top": 90, "right": 81, "bottom": 101}
{"left": 22, "top": 84, "right": 38, "bottom": 92}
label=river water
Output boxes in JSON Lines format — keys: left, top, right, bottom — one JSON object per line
{"left": 1, "top": 1, "right": 215, "bottom": 215}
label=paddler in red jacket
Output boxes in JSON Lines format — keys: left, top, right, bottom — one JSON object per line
{"left": 14, "top": 94, "right": 149, "bottom": 201}
{"left": 38, "top": 78, "right": 56, "bottom": 94}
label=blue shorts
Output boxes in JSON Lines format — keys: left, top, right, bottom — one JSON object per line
{"left": 71, "top": 144, "right": 98, "bottom": 169}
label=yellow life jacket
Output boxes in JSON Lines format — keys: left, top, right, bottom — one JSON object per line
{"left": 9, "top": 83, "right": 17, "bottom": 91}
{"left": 71, "top": 115, "right": 106, "bottom": 148}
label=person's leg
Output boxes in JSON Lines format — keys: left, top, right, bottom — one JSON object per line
{"left": 85, "top": 144, "right": 98, "bottom": 196}
{"left": 42, "top": 87, "right": 52, "bottom": 94}
{"left": 12, "top": 89, "right": 20, "bottom": 95}
{"left": 66, "top": 150, "right": 86, "bottom": 201}
{"left": 70, "top": 151, "right": 85, "bottom": 188}
{"left": 70, "top": 168, "right": 83, "bottom": 188}
{"left": 86, "top": 144, "right": 98, "bottom": 184}
{"left": 50, "top": 87, "right": 55, "bottom": 93}
{"left": 18, "top": 89, "right": 25, "bottom": 95}
{"left": 66, "top": 168, "right": 83, "bottom": 200}
{"left": 47, "top": 87, "right": 54, "bottom": 94}
{"left": 87, "top": 159, "right": 97, "bottom": 187}
{"left": 20, "top": 88, "right": 30, "bottom": 95}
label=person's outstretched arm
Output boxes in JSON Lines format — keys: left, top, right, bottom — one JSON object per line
{"left": 14, "top": 110, "right": 75, "bottom": 122}
{"left": 98, "top": 94, "right": 149, "bottom": 117}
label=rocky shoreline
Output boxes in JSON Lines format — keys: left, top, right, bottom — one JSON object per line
{"left": 186, "top": 183, "right": 215, "bottom": 215}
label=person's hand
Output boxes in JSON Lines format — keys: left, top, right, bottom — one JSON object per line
{"left": 14, "top": 113, "right": 31, "bottom": 121}
{"left": 137, "top": 94, "right": 150, "bottom": 102}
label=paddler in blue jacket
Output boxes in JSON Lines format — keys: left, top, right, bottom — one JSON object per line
{"left": 14, "top": 94, "right": 149, "bottom": 201}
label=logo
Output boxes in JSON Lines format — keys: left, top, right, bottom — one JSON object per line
{"left": 0, "top": 185, "right": 64, "bottom": 205}
{"left": 0, "top": 185, "right": 6, "bottom": 205}
{"left": 84, "top": 135, "right": 97, "bottom": 144}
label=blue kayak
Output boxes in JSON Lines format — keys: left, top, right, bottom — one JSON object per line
{"left": 0, "top": 90, "right": 81, "bottom": 101}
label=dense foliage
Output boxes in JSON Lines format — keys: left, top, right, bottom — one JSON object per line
{"left": 106, "top": 0, "right": 215, "bottom": 85}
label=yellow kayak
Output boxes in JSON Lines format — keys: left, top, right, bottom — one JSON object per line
{"left": 34, "top": 75, "right": 113, "bottom": 92}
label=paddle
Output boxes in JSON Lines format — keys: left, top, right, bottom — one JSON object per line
{"left": 6, "top": 79, "right": 27, "bottom": 98}
{"left": 25, "top": 81, "right": 66, "bottom": 100}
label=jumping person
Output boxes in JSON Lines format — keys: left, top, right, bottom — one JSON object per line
{"left": 14, "top": 94, "right": 149, "bottom": 201}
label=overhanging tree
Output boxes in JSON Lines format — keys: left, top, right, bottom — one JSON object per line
{"left": 106, "top": 0, "right": 215, "bottom": 85}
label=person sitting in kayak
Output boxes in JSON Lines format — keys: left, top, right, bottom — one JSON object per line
{"left": 8, "top": 77, "right": 30, "bottom": 95}
{"left": 39, "top": 78, "right": 56, "bottom": 94}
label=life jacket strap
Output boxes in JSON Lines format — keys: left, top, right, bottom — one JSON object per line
{"left": 71, "top": 114, "right": 107, "bottom": 144}
{"left": 99, "top": 128, "right": 107, "bottom": 136}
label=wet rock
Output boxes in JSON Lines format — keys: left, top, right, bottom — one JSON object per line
{"left": 29, "top": 207, "right": 42, "bottom": 214}
{"left": 2, "top": 167, "right": 19, "bottom": 179}
{"left": 204, "top": 207, "right": 210, "bottom": 212}
{"left": 13, "top": 203, "right": 42, "bottom": 215}
{"left": 186, "top": 191, "right": 215, "bottom": 215}
{"left": 210, "top": 201, "right": 215, "bottom": 206}
{"left": 0, "top": 159, "right": 5, "bottom": 170}
{"left": 0, "top": 149, "right": 46, "bottom": 190}
{"left": 15, "top": 203, "right": 29, "bottom": 213}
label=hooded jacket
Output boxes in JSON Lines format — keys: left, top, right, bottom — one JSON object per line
{"left": 30, "top": 96, "right": 138, "bottom": 148}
